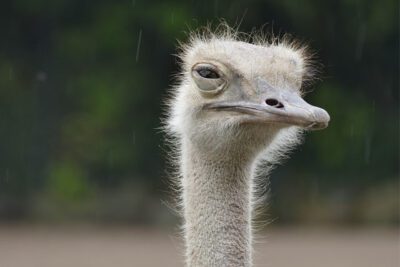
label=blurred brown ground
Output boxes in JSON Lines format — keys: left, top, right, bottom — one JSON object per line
{"left": 0, "top": 225, "right": 398, "bottom": 267}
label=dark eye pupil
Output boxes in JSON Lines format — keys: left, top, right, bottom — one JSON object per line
{"left": 197, "top": 68, "right": 219, "bottom": 79}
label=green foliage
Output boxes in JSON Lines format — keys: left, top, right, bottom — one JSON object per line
{"left": 0, "top": 0, "right": 397, "bottom": 224}
{"left": 47, "top": 161, "right": 90, "bottom": 202}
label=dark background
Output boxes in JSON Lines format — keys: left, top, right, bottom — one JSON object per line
{"left": 0, "top": 0, "right": 398, "bottom": 226}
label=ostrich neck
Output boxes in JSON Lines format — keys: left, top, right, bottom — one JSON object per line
{"left": 181, "top": 140, "right": 254, "bottom": 267}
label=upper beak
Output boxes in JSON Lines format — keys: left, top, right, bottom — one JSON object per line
{"left": 204, "top": 91, "right": 330, "bottom": 131}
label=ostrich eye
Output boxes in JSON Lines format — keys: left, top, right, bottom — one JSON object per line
{"left": 196, "top": 67, "right": 220, "bottom": 79}
{"left": 191, "top": 63, "right": 226, "bottom": 93}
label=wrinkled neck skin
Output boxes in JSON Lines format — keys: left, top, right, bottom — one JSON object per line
{"left": 180, "top": 131, "right": 275, "bottom": 267}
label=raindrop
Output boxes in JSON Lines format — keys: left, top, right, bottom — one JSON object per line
{"left": 131, "top": 0, "right": 136, "bottom": 7}
{"left": 5, "top": 168, "right": 10, "bottom": 183}
{"left": 132, "top": 131, "right": 136, "bottom": 144}
{"left": 9, "top": 68, "right": 13, "bottom": 80}
{"left": 108, "top": 151, "right": 114, "bottom": 167}
{"left": 364, "top": 134, "right": 371, "bottom": 164}
{"left": 355, "top": 22, "right": 367, "bottom": 60}
{"left": 214, "top": 0, "right": 219, "bottom": 16}
{"left": 136, "top": 29, "right": 142, "bottom": 63}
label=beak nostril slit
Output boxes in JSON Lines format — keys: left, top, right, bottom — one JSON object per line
{"left": 266, "top": 98, "right": 284, "bottom": 108}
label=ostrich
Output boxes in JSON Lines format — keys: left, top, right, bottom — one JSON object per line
{"left": 165, "top": 27, "right": 330, "bottom": 267}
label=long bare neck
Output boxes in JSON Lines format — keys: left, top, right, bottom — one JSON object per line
{"left": 181, "top": 140, "right": 254, "bottom": 267}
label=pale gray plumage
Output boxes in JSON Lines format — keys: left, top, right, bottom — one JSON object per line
{"left": 165, "top": 26, "right": 330, "bottom": 267}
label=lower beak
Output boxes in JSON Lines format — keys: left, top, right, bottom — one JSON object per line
{"left": 204, "top": 92, "right": 330, "bottom": 130}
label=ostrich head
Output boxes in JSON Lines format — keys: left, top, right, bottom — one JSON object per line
{"left": 168, "top": 30, "right": 330, "bottom": 161}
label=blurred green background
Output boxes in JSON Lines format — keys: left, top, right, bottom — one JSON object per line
{"left": 0, "top": 0, "right": 398, "bottom": 226}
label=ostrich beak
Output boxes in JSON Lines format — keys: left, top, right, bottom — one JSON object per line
{"left": 204, "top": 91, "right": 330, "bottom": 130}
{"left": 263, "top": 91, "right": 330, "bottom": 130}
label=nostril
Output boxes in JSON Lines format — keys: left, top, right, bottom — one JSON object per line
{"left": 266, "top": 99, "right": 278, "bottom": 106}
{"left": 265, "top": 98, "right": 284, "bottom": 108}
